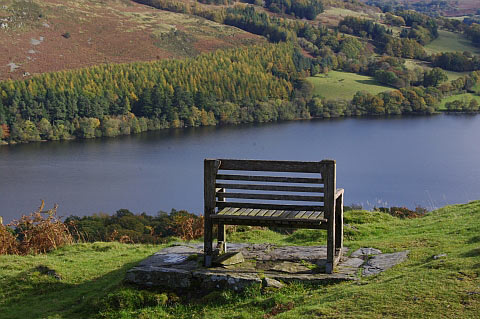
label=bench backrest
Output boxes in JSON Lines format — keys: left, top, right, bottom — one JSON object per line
{"left": 204, "top": 159, "right": 337, "bottom": 219}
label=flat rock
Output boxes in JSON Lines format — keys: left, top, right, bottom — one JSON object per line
{"left": 271, "top": 261, "right": 311, "bottom": 274}
{"left": 363, "top": 251, "right": 409, "bottom": 276}
{"left": 263, "top": 277, "right": 284, "bottom": 289}
{"left": 126, "top": 244, "right": 409, "bottom": 292}
{"left": 351, "top": 247, "right": 382, "bottom": 258}
{"left": 341, "top": 257, "right": 365, "bottom": 268}
{"left": 214, "top": 252, "right": 244, "bottom": 266}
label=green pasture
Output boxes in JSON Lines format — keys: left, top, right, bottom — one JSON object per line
{"left": 438, "top": 93, "right": 480, "bottom": 110}
{"left": 308, "top": 71, "right": 394, "bottom": 100}
{"left": 425, "top": 30, "right": 480, "bottom": 55}
{"left": 404, "top": 59, "right": 470, "bottom": 81}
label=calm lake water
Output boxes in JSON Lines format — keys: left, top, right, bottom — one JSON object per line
{"left": 1, "top": 114, "right": 480, "bottom": 223}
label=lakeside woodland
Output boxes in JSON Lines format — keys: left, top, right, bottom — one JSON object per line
{"left": 2, "top": 1, "right": 480, "bottom": 144}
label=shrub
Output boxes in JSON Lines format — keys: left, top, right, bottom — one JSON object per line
{"left": 0, "top": 223, "right": 19, "bottom": 255}
{"left": 169, "top": 213, "right": 204, "bottom": 241}
{"left": 8, "top": 201, "right": 73, "bottom": 255}
{"left": 389, "top": 206, "right": 427, "bottom": 219}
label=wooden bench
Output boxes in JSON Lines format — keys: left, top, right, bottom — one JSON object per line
{"left": 203, "top": 159, "right": 344, "bottom": 273}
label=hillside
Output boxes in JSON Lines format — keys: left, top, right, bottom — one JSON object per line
{"left": 0, "top": 201, "right": 479, "bottom": 318}
{"left": 308, "top": 71, "right": 394, "bottom": 100}
{"left": 0, "top": 0, "right": 262, "bottom": 81}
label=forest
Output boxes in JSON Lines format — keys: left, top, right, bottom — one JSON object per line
{"left": 0, "top": 44, "right": 304, "bottom": 143}
{"left": 2, "top": 0, "right": 480, "bottom": 144}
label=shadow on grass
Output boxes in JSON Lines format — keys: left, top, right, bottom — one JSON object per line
{"left": 468, "top": 235, "right": 480, "bottom": 244}
{"left": 355, "top": 79, "right": 381, "bottom": 86}
{"left": 1, "top": 261, "right": 139, "bottom": 319}
{"left": 462, "top": 248, "right": 480, "bottom": 258}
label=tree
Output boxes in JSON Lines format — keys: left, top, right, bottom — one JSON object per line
{"left": 423, "top": 68, "right": 448, "bottom": 87}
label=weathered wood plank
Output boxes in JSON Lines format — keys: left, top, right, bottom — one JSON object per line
{"left": 323, "top": 160, "right": 336, "bottom": 274}
{"left": 335, "top": 191, "right": 344, "bottom": 254}
{"left": 256, "top": 209, "right": 269, "bottom": 217}
{"left": 309, "top": 211, "right": 323, "bottom": 219}
{"left": 211, "top": 218, "right": 328, "bottom": 229}
{"left": 272, "top": 210, "right": 283, "bottom": 217}
{"left": 230, "top": 208, "right": 244, "bottom": 216}
{"left": 282, "top": 211, "right": 297, "bottom": 218}
{"left": 264, "top": 210, "right": 275, "bottom": 217}
{"left": 302, "top": 211, "right": 314, "bottom": 218}
{"left": 216, "top": 202, "right": 324, "bottom": 211}
{"left": 217, "top": 187, "right": 226, "bottom": 253}
{"left": 218, "top": 159, "right": 323, "bottom": 173}
{"left": 204, "top": 159, "right": 220, "bottom": 267}
{"left": 294, "top": 211, "right": 306, "bottom": 218}
{"left": 248, "top": 209, "right": 261, "bottom": 216}
{"left": 210, "top": 214, "right": 327, "bottom": 224}
{"left": 216, "top": 174, "right": 323, "bottom": 184}
{"left": 238, "top": 208, "right": 253, "bottom": 216}
{"left": 215, "top": 183, "right": 324, "bottom": 193}
{"left": 218, "top": 192, "right": 324, "bottom": 202}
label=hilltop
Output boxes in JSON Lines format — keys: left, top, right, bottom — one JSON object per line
{"left": 0, "top": 201, "right": 479, "bottom": 318}
{"left": 0, "top": 0, "right": 261, "bottom": 80}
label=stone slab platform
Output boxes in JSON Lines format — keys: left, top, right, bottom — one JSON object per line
{"left": 126, "top": 243, "right": 408, "bottom": 292}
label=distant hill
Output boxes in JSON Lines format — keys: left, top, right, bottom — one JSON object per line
{"left": 0, "top": 0, "right": 262, "bottom": 81}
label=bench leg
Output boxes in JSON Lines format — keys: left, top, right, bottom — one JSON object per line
{"left": 204, "top": 216, "right": 213, "bottom": 267}
{"left": 326, "top": 209, "right": 336, "bottom": 274}
{"left": 335, "top": 194, "right": 344, "bottom": 255}
{"left": 217, "top": 223, "right": 227, "bottom": 254}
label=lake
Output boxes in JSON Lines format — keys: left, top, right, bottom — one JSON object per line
{"left": 1, "top": 114, "right": 479, "bottom": 223}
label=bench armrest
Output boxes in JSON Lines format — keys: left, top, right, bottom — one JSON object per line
{"left": 335, "top": 188, "right": 344, "bottom": 199}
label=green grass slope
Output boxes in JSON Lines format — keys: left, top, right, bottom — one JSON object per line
{"left": 425, "top": 30, "right": 480, "bottom": 55}
{"left": 404, "top": 59, "right": 470, "bottom": 81}
{"left": 308, "top": 71, "right": 394, "bottom": 100}
{"left": 1, "top": 201, "right": 480, "bottom": 318}
{"left": 438, "top": 93, "right": 480, "bottom": 110}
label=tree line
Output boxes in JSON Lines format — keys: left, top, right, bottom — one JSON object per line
{"left": 0, "top": 43, "right": 305, "bottom": 144}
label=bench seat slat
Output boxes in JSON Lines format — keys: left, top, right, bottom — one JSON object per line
{"left": 232, "top": 208, "right": 246, "bottom": 215}
{"left": 210, "top": 211, "right": 328, "bottom": 228}
{"left": 272, "top": 210, "right": 283, "bottom": 217}
{"left": 217, "top": 192, "right": 324, "bottom": 202}
{"left": 295, "top": 211, "right": 307, "bottom": 218}
{"left": 216, "top": 202, "right": 324, "bottom": 211}
{"left": 216, "top": 209, "right": 325, "bottom": 219}
{"left": 248, "top": 209, "right": 261, "bottom": 216}
{"left": 216, "top": 174, "right": 323, "bottom": 184}
{"left": 302, "top": 211, "right": 314, "bottom": 218}
{"left": 256, "top": 209, "right": 269, "bottom": 217}
{"left": 215, "top": 183, "right": 324, "bottom": 193}
{"left": 217, "top": 207, "right": 234, "bottom": 215}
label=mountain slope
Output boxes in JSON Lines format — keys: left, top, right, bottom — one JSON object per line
{"left": 0, "top": 0, "right": 262, "bottom": 80}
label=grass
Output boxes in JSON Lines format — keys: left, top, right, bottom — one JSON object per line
{"left": 308, "top": 71, "right": 394, "bottom": 100}
{"left": 438, "top": 93, "right": 480, "bottom": 110}
{"left": 404, "top": 59, "right": 469, "bottom": 81}
{"left": 1, "top": 201, "right": 480, "bottom": 318}
{"left": 425, "top": 30, "right": 480, "bottom": 55}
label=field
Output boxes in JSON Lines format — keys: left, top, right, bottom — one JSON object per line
{"left": 0, "top": 0, "right": 262, "bottom": 80}
{"left": 316, "top": 7, "right": 380, "bottom": 27}
{"left": 404, "top": 59, "right": 470, "bottom": 81}
{"left": 308, "top": 71, "right": 394, "bottom": 100}
{"left": 425, "top": 30, "right": 480, "bottom": 55}
{"left": 438, "top": 93, "right": 480, "bottom": 110}
{"left": 380, "top": 0, "right": 479, "bottom": 16}
{"left": 0, "top": 201, "right": 479, "bottom": 318}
